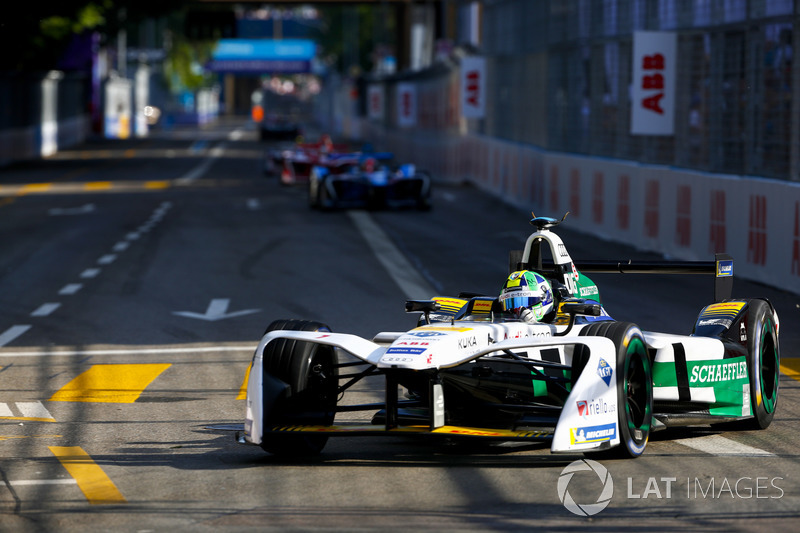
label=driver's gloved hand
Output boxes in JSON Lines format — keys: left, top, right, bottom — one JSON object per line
{"left": 520, "top": 308, "right": 538, "bottom": 324}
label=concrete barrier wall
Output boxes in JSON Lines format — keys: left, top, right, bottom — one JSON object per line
{"left": 0, "top": 114, "right": 90, "bottom": 165}
{"left": 356, "top": 118, "right": 800, "bottom": 295}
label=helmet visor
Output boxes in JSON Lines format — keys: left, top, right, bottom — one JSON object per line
{"left": 499, "top": 293, "right": 544, "bottom": 313}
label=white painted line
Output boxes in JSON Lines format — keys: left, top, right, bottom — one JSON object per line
{"left": 348, "top": 210, "right": 436, "bottom": 300}
{"left": 97, "top": 254, "right": 117, "bottom": 265}
{"left": 0, "top": 345, "right": 253, "bottom": 358}
{"left": 59, "top": 284, "right": 82, "bottom": 295}
{"left": 674, "top": 435, "right": 775, "bottom": 456}
{"left": 0, "top": 325, "right": 31, "bottom": 347}
{"left": 126, "top": 232, "right": 140, "bottom": 241}
{"left": 9, "top": 479, "right": 77, "bottom": 486}
{"left": 0, "top": 403, "right": 13, "bottom": 416}
{"left": 246, "top": 198, "right": 260, "bottom": 210}
{"left": 112, "top": 241, "right": 129, "bottom": 252}
{"left": 16, "top": 402, "right": 54, "bottom": 420}
{"left": 176, "top": 159, "right": 213, "bottom": 183}
{"left": 31, "top": 303, "right": 60, "bottom": 317}
{"left": 80, "top": 268, "right": 101, "bottom": 279}
{"left": 176, "top": 143, "right": 226, "bottom": 184}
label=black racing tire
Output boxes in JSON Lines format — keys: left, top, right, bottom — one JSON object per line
{"left": 416, "top": 193, "right": 432, "bottom": 211}
{"left": 734, "top": 299, "right": 780, "bottom": 430}
{"left": 318, "top": 178, "right": 334, "bottom": 211}
{"left": 260, "top": 319, "right": 338, "bottom": 456}
{"left": 575, "top": 321, "right": 653, "bottom": 459}
{"left": 308, "top": 179, "right": 319, "bottom": 209}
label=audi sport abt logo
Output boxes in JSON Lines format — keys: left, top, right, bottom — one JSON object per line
{"left": 557, "top": 459, "right": 614, "bottom": 516}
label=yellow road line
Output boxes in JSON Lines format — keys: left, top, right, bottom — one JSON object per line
{"left": 49, "top": 446, "right": 126, "bottom": 504}
{"left": 0, "top": 434, "right": 62, "bottom": 442}
{"left": 144, "top": 180, "right": 170, "bottom": 189}
{"left": 237, "top": 362, "right": 252, "bottom": 400}
{"left": 781, "top": 359, "right": 800, "bottom": 381}
{"left": 48, "top": 363, "right": 171, "bottom": 403}
{"left": 20, "top": 183, "right": 52, "bottom": 194}
{"left": 0, "top": 416, "right": 56, "bottom": 422}
{"left": 84, "top": 181, "right": 112, "bottom": 190}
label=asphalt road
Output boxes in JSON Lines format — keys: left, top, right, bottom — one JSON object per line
{"left": 0, "top": 117, "right": 798, "bottom": 532}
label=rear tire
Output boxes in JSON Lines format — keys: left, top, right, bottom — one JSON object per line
{"left": 318, "top": 178, "right": 334, "bottom": 211}
{"left": 260, "top": 319, "right": 338, "bottom": 456}
{"left": 735, "top": 300, "right": 780, "bottom": 430}
{"left": 577, "top": 321, "right": 653, "bottom": 458}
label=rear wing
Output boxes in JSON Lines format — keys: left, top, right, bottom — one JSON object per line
{"left": 515, "top": 253, "right": 734, "bottom": 303}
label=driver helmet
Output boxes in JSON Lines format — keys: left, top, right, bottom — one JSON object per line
{"left": 320, "top": 134, "right": 333, "bottom": 153}
{"left": 362, "top": 157, "right": 377, "bottom": 172}
{"left": 499, "top": 271, "right": 554, "bottom": 322}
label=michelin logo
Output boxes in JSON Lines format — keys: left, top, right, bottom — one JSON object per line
{"left": 570, "top": 423, "right": 617, "bottom": 445}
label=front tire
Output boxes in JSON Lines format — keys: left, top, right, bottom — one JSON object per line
{"left": 736, "top": 299, "right": 780, "bottom": 429}
{"left": 578, "top": 321, "right": 653, "bottom": 458}
{"left": 260, "top": 319, "right": 338, "bottom": 456}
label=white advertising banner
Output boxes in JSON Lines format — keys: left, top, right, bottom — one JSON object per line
{"left": 367, "top": 84, "right": 384, "bottom": 121}
{"left": 396, "top": 83, "right": 417, "bottom": 128}
{"left": 460, "top": 56, "right": 486, "bottom": 119}
{"left": 104, "top": 78, "right": 132, "bottom": 139}
{"left": 631, "top": 31, "right": 676, "bottom": 135}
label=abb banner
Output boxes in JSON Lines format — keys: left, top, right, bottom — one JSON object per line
{"left": 460, "top": 56, "right": 486, "bottom": 119}
{"left": 631, "top": 31, "right": 676, "bottom": 135}
{"left": 396, "top": 83, "right": 417, "bottom": 128}
{"left": 368, "top": 84, "right": 384, "bottom": 121}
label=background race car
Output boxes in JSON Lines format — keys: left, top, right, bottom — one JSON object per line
{"left": 240, "top": 215, "right": 779, "bottom": 459}
{"left": 263, "top": 134, "right": 351, "bottom": 185}
{"left": 308, "top": 153, "right": 432, "bottom": 211}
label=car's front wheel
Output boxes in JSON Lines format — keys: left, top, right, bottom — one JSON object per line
{"left": 736, "top": 299, "right": 780, "bottom": 430}
{"left": 578, "top": 321, "right": 653, "bottom": 458}
{"left": 259, "top": 319, "right": 339, "bottom": 456}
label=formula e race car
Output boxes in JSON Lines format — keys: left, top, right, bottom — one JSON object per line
{"left": 263, "top": 135, "right": 351, "bottom": 184}
{"left": 240, "top": 214, "right": 780, "bottom": 458}
{"left": 308, "top": 155, "right": 432, "bottom": 211}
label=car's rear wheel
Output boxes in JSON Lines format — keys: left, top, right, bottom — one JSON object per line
{"left": 576, "top": 321, "right": 653, "bottom": 458}
{"left": 735, "top": 299, "right": 780, "bottom": 430}
{"left": 308, "top": 178, "right": 319, "bottom": 209}
{"left": 260, "top": 319, "right": 338, "bottom": 456}
{"left": 317, "top": 178, "right": 335, "bottom": 211}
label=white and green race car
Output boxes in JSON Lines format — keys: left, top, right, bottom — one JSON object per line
{"left": 240, "top": 215, "right": 780, "bottom": 459}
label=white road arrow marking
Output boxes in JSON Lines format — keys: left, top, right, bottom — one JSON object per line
{"left": 172, "top": 298, "right": 260, "bottom": 322}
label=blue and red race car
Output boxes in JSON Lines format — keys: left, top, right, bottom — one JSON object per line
{"left": 308, "top": 154, "right": 432, "bottom": 211}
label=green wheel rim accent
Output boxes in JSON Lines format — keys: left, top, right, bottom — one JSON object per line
{"left": 624, "top": 336, "right": 652, "bottom": 435}
{"left": 759, "top": 319, "right": 779, "bottom": 414}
